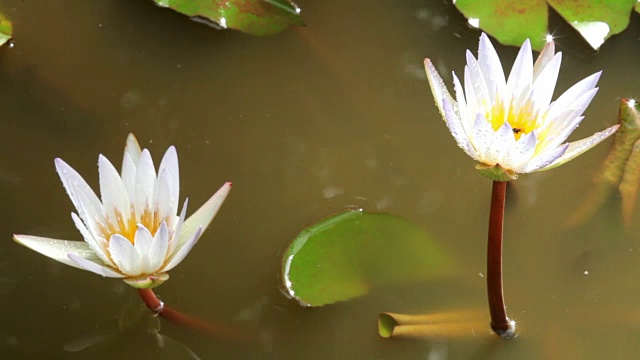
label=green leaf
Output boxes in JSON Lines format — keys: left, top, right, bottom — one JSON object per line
{"left": 454, "top": 0, "right": 548, "bottom": 50}
{"left": 281, "top": 210, "right": 455, "bottom": 307}
{"left": 0, "top": 12, "right": 12, "bottom": 47}
{"left": 152, "top": 0, "right": 304, "bottom": 36}
{"left": 454, "top": 0, "right": 637, "bottom": 51}
{"left": 548, "top": 0, "right": 637, "bottom": 50}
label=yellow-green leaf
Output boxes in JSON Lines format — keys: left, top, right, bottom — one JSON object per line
{"left": 281, "top": 210, "right": 455, "bottom": 307}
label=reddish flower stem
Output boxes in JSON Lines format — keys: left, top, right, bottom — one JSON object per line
{"left": 138, "top": 288, "right": 249, "bottom": 342}
{"left": 486, "top": 181, "right": 516, "bottom": 338}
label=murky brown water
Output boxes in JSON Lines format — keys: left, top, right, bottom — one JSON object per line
{"left": 2, "top": 0, "right": 640, "bottom": 358}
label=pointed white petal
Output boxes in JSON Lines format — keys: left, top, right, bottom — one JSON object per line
{"left": 98, "top": 155, "right": 131, "bottom": 229}
{"left": 546, "top": 72, "right": 601, "bottom": 122}
{"left": 179, "top": 182, "right": 231, "bottom": 247}
{"left": 55, "top": 158, "right": 106, "bottom": 239}
{"left": 108, "top": 234, "right": 143, "bottom": 276}
{"left": 134, "top": 149, "right": 156, "bottom": 218}
{"left": 148, "top": 222, "right": 170, "bottom": 273}
{"left": 471, "top": 114, "right": 493, "bottom": 161}
{"left": 533, "top": 40, "right": 556, "bottom": 80}
{"left": 452, "top": 72, "right": 473, "bottom": 138}
{"left": 443, "top": 97, "right": 478, "bottom": 159}
{"left": 506, "top": 39, "right": 533, "bottom": 104}
{"left": 542, "top": 116, "right": 584, "bottom": 154}
{"left": 68, "top": 254, "right": 125, "bottom": 278}
{"left": 545, "top": 88, "right": 599, "bottom": 135}
{"left": 530, "top": 53, "right": 562, "bottom": 110}
{"left": 133, "top": 225, "right": 154, "bottom": 273}
{"left": 507, "top": 131, "right": 537, "bottom": 170}
{"left": 539, "top": 125, "right": 619, "bottom": 171}
{"left": 121, "top": 153, "right": 137, "bottom": 198}
{"left": 158, "top": 146, "right": 179, "bottom": 213}
{"left": 477, "top": 33, "right": 506, "bottom": 101}
{"left": 465, "top": 51, "right": 491, "bottom": 112}
{"left": 484, "top": 122, "right": 515, "bottom": 166}
{"left": 169, "top": 199, "right": 189, "bottom": 256}
{"left": 163, "top": 226, "right": 203, "bottom": 272}
{"left": 13, "top": 234, "right": 98, "bottom": 270}
{"left": 424, "top": 58, "right": 456, "bottom": 118}
{"left": 522, "top": 144, "right": 569, "bottom": 173}
{"left": 71, "top": 213, "right": 113, "bottom": 266}
{"left": 154, "top": 169, "right": 174, "bottom": 224}
{"left": 463, "top": 66, "right": 481, "bottom": 121}
{"left": 123, "top": 133, "right": 142, "bottom": 170}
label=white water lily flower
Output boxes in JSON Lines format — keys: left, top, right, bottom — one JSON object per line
{"left": 14, "top": 134, "right": 232, "bottom": 288}
{"left": 425, "top": 33, "right": 619, "bottom": 180}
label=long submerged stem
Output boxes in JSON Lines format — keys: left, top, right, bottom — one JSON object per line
{"left": 137, "top": 288, "right": 248, "bottom": 342}
{"left": 487, "top": 180, "right": 516, "bottom": 338}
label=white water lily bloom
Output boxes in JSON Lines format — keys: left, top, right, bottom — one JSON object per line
{"left": 14, "top": 134, "right": 232, "bottom": 288}
{"left": 425, "top": 33, "right": 619, "bottom": 180}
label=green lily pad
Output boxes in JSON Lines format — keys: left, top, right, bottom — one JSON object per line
{"left": 0, "top": 13, "right": 12, "bottom": 47}
{"left": 455, "top": 0, "right": 548, "bottom": 50}
{"left": 282, "top": 210, "right": 455, "bottom": 307}
{"left": 454, "top": 0, "right": 637, "bottom": 51}
{"left": 152, "top": 0, "right": 304, "bottom": 36}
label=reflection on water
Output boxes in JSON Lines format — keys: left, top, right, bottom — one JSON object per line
{"left": 1, "top": 0, "right": 640, "bottom": 358}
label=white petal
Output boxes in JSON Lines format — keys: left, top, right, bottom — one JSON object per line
{"left": 463, "top": 66, "right": 481, "bottom": 121}
{"left": 539, "top": 125, "right": 619, "bottom": 171}
{"left": 134, "top": 149, "right": 156, "bottom": 218}
{"left": 133, "top": 225, "right": 154, "bottom": 273}
{"left": 484, "top": 122, "right": 515, "bottom": 166}
{"left": 443, "top": 97, "right": 477, "bottom": 159}
{"left": 465, "top": 51, "right": 491, "bottom": 111}
{"left": 530, "top": 53, "right": 562, "bottom": 110}
{"left": 158, "top": 146, "right": 179, "bottom": 213}
{"left": 108, "top": 234, "right": 143, "bottom": 276}
{"left": 533, "top": 40, "right": 556, "bottom": 80}
{"left": 452, "top": 72, "right": 473, "bottom": 138}
{"left": 13, "top": 234, "right": 97, "bottom": 270}
{"left": 154, "top": 169, "right": 174, "bottom": 224}
{"left": 546, "top": 72, "right": 601, "bottom": 122}
{"left": 148, "top": 222, "right": 170, "bottom": 273}
{"left": 121, "top": 153, "right": 137, "bottom": 197}
{"left": 68, "top": 254, "right": 125, "bottom": 278}
{"left": 544, "top": 88, "right": 599, "bottom": 136}
{"left": 424, "top": 58, "right": 456, "bottom": 118}
{"left": 471, "top": 114, "right": 493, "bottom": 160}
{"left": 71, "top": 212, "right": 113, "bottom": 267}
{"left": 507, "top": 131, "right": 537, "bottom": 170}
{"left": 98, "top": 155, "right": 131, "bottom": 229}
{"left": 123, "top": 133, "right": 142, "bottom": 169}
{"left": 477, "top": 33, "right": 506, "bottom": 101}
{"left": 522, "top": 144, "right": 568, "bottom": 173}
{"left": 506, "top": 39, "right": 533, "bottom": 105}
{"left": 169, "top": 199, "right": 189, "bottom": 256}
{"left": 55, "top": 158, "right": 106, "bottom": 239}
{"left": 163, "top": 226, "right": 203, "bottom": 272}
{"left": 179, "top": 182, "right": 231, "bottom": 248}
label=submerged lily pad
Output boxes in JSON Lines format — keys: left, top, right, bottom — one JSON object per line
{"left": 282, "top": 210, "right": 454, "bottom": 307}
{"left": 455, "top": 0, "right": 637, "bottom": 50}
{"left": 152, "top": 0, "right": 304, "bottom": 36}
{"left": 0, "top": 13, "right": 12, "bottom": 47}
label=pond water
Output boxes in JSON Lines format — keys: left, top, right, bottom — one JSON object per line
{"left": 1, "top": 0, "right": 640, "bottom": 359}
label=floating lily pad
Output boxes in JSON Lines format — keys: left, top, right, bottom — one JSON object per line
{"left": 152, "top": 0, "right": 304, "bottom": 36}
{"left": 454, "top": 0, "right": 637, "bottom": 50}
{"left": 455, "top": 0, "right": 548, "bottom": 50}
{"left": 0, "top": 13, "right": 12, "bottom": 47}
{"left": 282, "top": 210, "right": 454, "bottom": 307}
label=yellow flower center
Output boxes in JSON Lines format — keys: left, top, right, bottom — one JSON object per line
{"left": 487, "top": 98, "right": 540, "bottom": 141}
{"left": 99, "top": 207, "right": 167, "bottom": 244}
